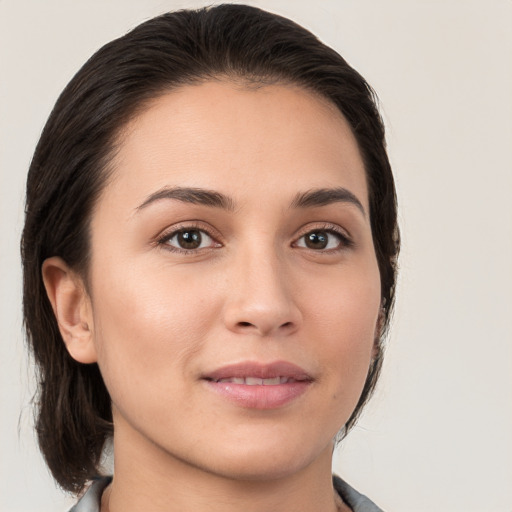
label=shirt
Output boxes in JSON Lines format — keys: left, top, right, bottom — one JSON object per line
{"left": 69, "top": 475, "right": 384, "bottom": 512}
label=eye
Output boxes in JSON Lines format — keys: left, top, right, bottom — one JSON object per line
{"left": 161, "top": 228, "right": 218, "bottom": 252}
{"left": 295, "top": 229, "right": 350, "bottom": 251}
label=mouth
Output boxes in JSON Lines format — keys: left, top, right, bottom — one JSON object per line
{"left": 211, "top": 376, "right": 302, "bottom": 385}
{"left": 202, "top": 361, "right": 313, "bottom": 409}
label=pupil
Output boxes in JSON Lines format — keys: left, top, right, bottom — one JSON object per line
{"left": 178, "top": 230, "right": 202, "bottom": 249}
{"left": 305, "top": 231, "right": 328, "bottom": 249}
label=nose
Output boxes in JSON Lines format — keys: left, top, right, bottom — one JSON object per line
{"left": 221, "top": 247, "right": 302, "bottom": 338}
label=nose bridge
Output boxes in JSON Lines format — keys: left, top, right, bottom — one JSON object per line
{"left": 222, "top": 238, "right": 301, "bottom": 336}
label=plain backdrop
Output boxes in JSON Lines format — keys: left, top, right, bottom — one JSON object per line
{"left": 1, "top": 1, "right": 511, "bottom": 511}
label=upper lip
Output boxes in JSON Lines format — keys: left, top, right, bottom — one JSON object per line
{"left": 203, "top": 360, "right": 313, "bottom": 382}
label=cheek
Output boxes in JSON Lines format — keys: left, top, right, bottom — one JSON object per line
{"left": 88, "top": 262, "right": 220, "bottom": 402}
{"left": 302, "top": 261, "right": 380, "bottom": 390}
{"left": 305, "top": 257, "right": 380, "bottom": 336}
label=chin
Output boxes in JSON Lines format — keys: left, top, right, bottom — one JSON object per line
{"left": 196, "top": 433, "right": 334, "bottom": 482}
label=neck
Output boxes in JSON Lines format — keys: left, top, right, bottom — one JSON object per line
{"left": 105, "top": 421, "right": 343, "bottom": 512}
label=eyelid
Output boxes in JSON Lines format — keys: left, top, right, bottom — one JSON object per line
{"left": 292, "top": 222, "right": 354, "bottom": 250}
{"left": 155, "top": 221, "right": 223, "bottom": 253}
{"left": 153, "top": 221, "right": 353, "bottom": 254}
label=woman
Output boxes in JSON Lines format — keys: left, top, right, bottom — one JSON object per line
{"left": 21, "top": 5, "right": 399, "bottom": 511}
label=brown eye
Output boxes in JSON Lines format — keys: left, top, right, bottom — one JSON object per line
{"left": 304, "top": 231, "right": 329, "bottom": 249}
{"left": 177, "top": 230, "right": 202, "bottom": 249}
{"left": 295, "top": 229, "right": 347, "bottom": 251}
{"left": 165, "top": 229, "right": 215, "bottom": 251}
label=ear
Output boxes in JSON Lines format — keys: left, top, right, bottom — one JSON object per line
{"left": 42, "top": 256, "right": 97, "bottom": 364}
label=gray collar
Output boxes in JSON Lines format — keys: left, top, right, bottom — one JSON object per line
{"left": 333, "top": 475, "right": 384, "bottom": 512}
{"left": 69, "top": 475, "right": 384, "bottom": 512}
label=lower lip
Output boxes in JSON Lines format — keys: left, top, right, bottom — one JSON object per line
{"left": 204, "top": 380, "right": 311, "bottom": 409}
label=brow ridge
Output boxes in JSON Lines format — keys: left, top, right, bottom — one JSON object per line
{"left": 290, "top": 187, "right": 366, "bottom": 216}
{"left": 136, "top": 185, "right": 364, "bottom": 216}
{"left": 136, "top": 186, "right": 236, "bottom": 212}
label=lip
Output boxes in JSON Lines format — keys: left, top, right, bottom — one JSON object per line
{"left": 202, "top": 361, "right": 313, "bottom": 410}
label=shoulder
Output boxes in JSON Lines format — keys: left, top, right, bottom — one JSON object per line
{"left": 333, "top": 475, "right": 385, "bottom": 512}
{"left": 68, "top": 477, "right": 112, "bottom": 512}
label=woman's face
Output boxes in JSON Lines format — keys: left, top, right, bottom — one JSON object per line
{"left": 84, "top": 81, "right": 381, "bottom": 480}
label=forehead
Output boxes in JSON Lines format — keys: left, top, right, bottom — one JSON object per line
{"left": 103, "top": 80, "right": 368, "bottom": 211}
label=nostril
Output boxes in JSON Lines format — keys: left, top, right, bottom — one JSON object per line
{"left": 236, "top": 320, "right": 294, "bottom": 330}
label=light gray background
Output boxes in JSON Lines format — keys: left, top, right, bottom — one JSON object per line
{"left": 1, "top": 1, "right": 511, "bottom": 511}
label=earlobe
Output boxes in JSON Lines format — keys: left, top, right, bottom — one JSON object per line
{"left": 42, "top": 257, "right": 98, "bottom": 364}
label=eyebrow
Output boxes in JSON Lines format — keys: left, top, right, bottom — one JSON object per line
{"left": 290, "top": 187, "right": 366, "bottom": 216}
{"left": 135, "top": 185, "right": 365, "bottom": 216}
{"left": 136, "top": 186, "right": 236, "bottom": 212}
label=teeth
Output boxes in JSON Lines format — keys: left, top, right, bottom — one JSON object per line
{"left": 216, "top": 377, "right": 293, "bottom": 385}
{"left": 245, "top": 377, "right": 263, "bottom": 385}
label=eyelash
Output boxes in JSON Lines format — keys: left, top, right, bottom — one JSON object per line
{"left": 156, "top": 222, "right": 221, "bottom": 254}
{"left": 293, "top": 223, "right": 354, "bottom": 252}
{"left": 156, "top": 222, "right": 353, "bottom": 254}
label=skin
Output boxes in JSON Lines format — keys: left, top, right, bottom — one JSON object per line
{"left": 43, "top": 81, "right": 381, "bottom": 512}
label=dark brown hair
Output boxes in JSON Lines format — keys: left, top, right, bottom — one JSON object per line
{"left": 21, "top": 4, "right": 399, "bottom": 493}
